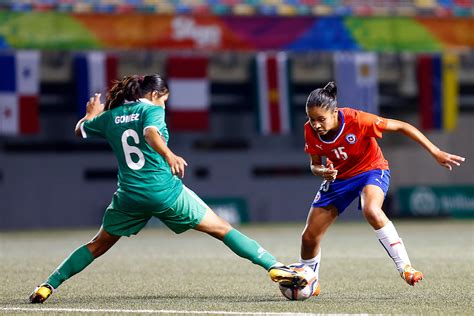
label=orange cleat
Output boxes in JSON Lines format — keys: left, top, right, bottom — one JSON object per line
{"left": 312, "top": 282, "right": 321, "bottom": 297}
{"left": 401, "top": 265, "right": 423, "bottom": 286}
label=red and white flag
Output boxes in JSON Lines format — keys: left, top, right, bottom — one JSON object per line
{"left": 0, "top": 51, "right": 40, "bottom": 135}
{"left": 166, "top": 56, "right": 210, "bottom": 131}
{"left": 255, "top": 52, "right": 292, "bottom": 135}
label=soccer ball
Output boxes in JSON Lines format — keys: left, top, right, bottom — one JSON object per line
{"left": 278, "top": 263, "right": 319, "bottom": 301}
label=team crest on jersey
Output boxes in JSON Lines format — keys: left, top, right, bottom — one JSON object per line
{"left": 345, "top": 133, "right": 357, "bottom": 144}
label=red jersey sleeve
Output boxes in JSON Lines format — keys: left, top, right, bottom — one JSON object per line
{"left": 304, "top": 124, "right": 318, "bottom": 155}
{"left": 356, "top": 111, "right": 387, "bottom": 138}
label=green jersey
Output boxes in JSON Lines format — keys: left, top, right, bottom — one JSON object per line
{"left": 81, "top": 98, "right": 183, "bottom": 211}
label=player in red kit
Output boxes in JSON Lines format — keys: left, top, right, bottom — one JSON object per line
{"left": 299, "top": 81, "right": 465, "bottom": 293}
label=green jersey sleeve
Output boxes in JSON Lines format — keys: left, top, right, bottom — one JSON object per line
{"left": 81, "top": 112, "right": 108, "bottom": 138}
{"left": 142, "top": 106, "right": 166, "bottom": 135}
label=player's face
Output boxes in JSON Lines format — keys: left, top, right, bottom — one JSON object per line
{"left": 306, "top": 106, "right": 338, "bottom": 135}
{"left": 153, "top": 92, "right": 169, "bottom": 107}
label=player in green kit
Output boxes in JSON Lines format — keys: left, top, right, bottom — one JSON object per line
{"left": 29, "top": 74, "right": 308, "bottom": 303}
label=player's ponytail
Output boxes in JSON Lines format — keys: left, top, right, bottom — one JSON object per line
{"left": 105, "top": 75, "right": 142, "bottom": 110}
{"left": 323, "top": 81, "right": 337, "bottom": 99}
{"left": 104, "top": 74, "right": 169, "bottom": 110}
{"left": 305, "top": 81, "right": 338, "bottom": 111}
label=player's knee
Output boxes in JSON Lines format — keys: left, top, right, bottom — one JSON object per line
{"left": 301, "top": 230, "right": 320, "bottom": 248}
{"left": 86, "top": 239, "right": 115, "bottom": 258}
{"left": 210, "top": 223, "right": 233, "bottom": 239}
{"left": 363, "top": 206, "right": 386, "bottom": 227}
{"left": 199, "top": 219, "right": 232, "bottom": 240}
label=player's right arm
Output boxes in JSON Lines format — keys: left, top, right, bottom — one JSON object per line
{"left": 74, "top": 93, "right": 104, "bottom": 137}
{"left": 144, "top": 128, "right": 188, "bottom": 178}
{"left": 309, "top": 154, "right": 337, "bottom": 181}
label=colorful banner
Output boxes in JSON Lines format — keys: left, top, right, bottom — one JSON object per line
{"left": 417, "top": 53, "right": 459, "bottom": 130}
{"left": 255, "top": 52, "right": 292, "bottom": 135}
{"left": 166, "top": 56, "right": 210, "bottom": 131}
{"left": 0, "top": 51, "right": 40, "bottom": 135}
{"left": 398, "top": 185, "right": 474, "bottom": 218}
{"left": 0, "top": 13, "right": 472, "bottom": 51}
{"left": 334, "top": 52, "right": 378, "bottom": 114}
{"left": 74, "top": 52, "right": 118, "bottom": 117}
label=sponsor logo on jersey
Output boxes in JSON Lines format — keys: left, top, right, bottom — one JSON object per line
{"left": 345, "top": 133, "right": 357, "bottom": 144}
{"left": 315, "top": 144, "right": 323, "bottom": 150}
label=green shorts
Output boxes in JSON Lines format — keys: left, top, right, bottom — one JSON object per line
{"left": 103, "top": 186, "right": 208, "bottom": 237}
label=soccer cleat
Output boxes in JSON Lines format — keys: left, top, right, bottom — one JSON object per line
{"left": 268, "top": 265, "right": 308, "bottom": 287}
{"left": 401, "top": 265, "right": 423, "bottom": 286}
{"left": 29, "top": 283, "right": 54, "bottom": 303}
{"left": 312, "top": 282, "right": 321, "bottom": 297}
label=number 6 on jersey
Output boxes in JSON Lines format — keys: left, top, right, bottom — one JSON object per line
{"left": 121, "top": 129, "right": 145, "bottom": 170}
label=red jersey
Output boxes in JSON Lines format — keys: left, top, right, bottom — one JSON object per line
{"left": 304, "top": 107, "right": 389, "bottom": 179}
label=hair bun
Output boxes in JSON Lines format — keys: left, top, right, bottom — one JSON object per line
{"left": 323, "top": 81, "right": 337, "bottom": 98}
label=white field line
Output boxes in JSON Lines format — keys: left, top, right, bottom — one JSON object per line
{"left": 0, "top": 307, "right": 367, "bottom": 315}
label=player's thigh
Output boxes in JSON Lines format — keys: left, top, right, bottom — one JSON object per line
{"left": 103, "top": 205, "right": 151, "bottom": 237}
{"left": 156, "top": 186, "right": 208, "bottom": 235}
{"left": 302, "top": 205, "right": 338, "bottom": 241}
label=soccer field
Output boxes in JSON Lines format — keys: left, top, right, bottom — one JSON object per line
{"left": 0, "top": 220, "right": 472, "bottom": 315}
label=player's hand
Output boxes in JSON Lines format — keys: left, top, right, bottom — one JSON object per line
{"left": 432, "top": 149, "right": 465, "bottom": 171}
{"left": 165, "top": 153, "right": 188, "bottom": 178}
{"left": 322, "top": 164, "right": 338, "bottom": 181}
{"left": 85, "top": 93, "right": 104, "bottom": 118}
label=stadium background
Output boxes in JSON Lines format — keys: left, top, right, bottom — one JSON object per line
{"left": 0, "top": 0, "right": 473, "bottom": 230}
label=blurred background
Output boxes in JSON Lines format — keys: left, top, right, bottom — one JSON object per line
{"left": 0, "top": 0, "right": 473, "bottom": 230}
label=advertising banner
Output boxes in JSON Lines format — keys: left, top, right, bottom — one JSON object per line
{"left": 1, "top": 13, "right": 472, "bottom": 51}
{"left": 398, "top": 186, "right": 474, "bottom": 218}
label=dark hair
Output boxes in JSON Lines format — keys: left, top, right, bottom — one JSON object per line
{"left": 305, "top": 81, "right": 337, "bottom": 111}
{"left": 105, "top": 74, "right": 169, "bottom": 110}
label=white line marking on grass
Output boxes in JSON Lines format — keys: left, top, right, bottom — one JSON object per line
{"left": 0, "top": 307, "right": 341, "bottom": 315}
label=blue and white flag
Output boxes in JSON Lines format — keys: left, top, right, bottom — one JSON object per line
{"left": 0, "top": 51, "right": 40, "bottom": 135}
{"left": 74, "top": 52, "right": 118, "bottom": 117}
{"left": 334, "top": 52, "right": 378, "bottom": 114}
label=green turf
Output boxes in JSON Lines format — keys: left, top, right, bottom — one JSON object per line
{"left": 0, "top": 220, "right": 473, "bottom": 315}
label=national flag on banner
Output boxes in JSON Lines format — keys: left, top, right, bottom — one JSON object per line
{"left": 417, "top": 53, "right": 459, "bottom": 131}
{"left": 0, "top": 51, "right": 40, "bottom": 135}
{"left": 166, "top": 56, "right": 210, "bottom": 131}
{"left": 334, "top": 52, "right": 379, "bottom": 114}
{"left": 255, "top": 52, "right": 292, "bottom": 135}
{"left": 74, "top": 52, "right": 118, "bottom": 117}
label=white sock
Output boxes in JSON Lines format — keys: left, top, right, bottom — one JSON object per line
{"left": 300, "top": 249, "right": 321, "bottom": 279}
{"left": 375, "top": 221, "right": 411, "bottom": 273}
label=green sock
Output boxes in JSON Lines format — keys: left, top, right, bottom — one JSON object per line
{"left": 223, "top": 229, "right": 277, "bottom": 270}
{"left": 46, "top": 245, "right": 95, "bottom": 289}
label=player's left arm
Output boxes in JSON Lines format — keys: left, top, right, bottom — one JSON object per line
{"left": 74, "top": 93, "right": 104, "bottom": 137}
{"left": 144, "top": 128, "right": 188, "bottom": 178}
{"left": 384, "top": 119, "right": 466, "bottom": 170}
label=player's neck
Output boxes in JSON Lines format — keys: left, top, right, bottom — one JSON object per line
{"left": 321, "top": 116, "right": 341, "bottom": 141}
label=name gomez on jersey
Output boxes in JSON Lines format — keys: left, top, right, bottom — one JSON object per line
{"left": 304, "top": 108, "right": 389, "bottom": 179}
